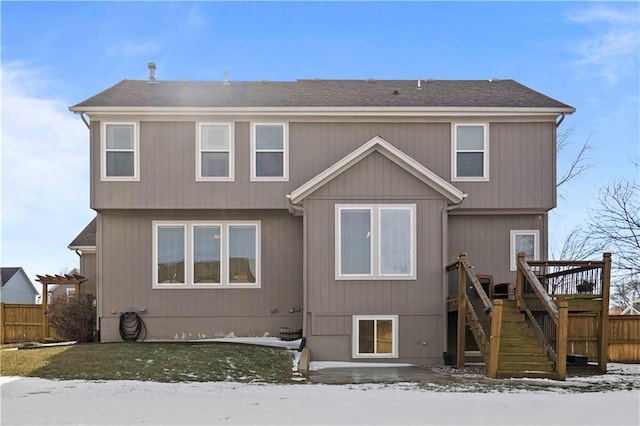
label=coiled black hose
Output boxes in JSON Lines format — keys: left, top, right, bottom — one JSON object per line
{"left": 119, "top": 312, "right": 147, "bottom": 341}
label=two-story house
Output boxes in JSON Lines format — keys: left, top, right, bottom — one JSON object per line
{"left": 69, "top": 66, "right": 574, "bottom": 365}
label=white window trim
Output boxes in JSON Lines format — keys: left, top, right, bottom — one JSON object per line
{"left": 152, "top": 220, "right": 261, "bottom": 289}
{"left": 196, "top": 122, "right": 234, "bottom": 181}
{"left": 336, "top": 204, "right": 416, "bottom": 280}
{"left": 451, "top": 122, "right": 489, "bottom": 182}
{"left": 66, "top": 288, "right": 76, "bottom": 296}
{"left": 250, "top": 122, "right": 288, "bottom": 182}
{"left": 510, "top": 229, "right": 540, "bottom": 271}
{"left": 352, "top": 315, "right": 399, "bottom": 359}
{"left": 101, "top": 121, "right": 140, "bottom": 181}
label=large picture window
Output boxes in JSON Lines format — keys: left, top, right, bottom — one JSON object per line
{"left": 251, "top": 123, "right": 288, "bottom": 181}
{"left": 352, "top": 315, "right": 398, "bottom": 358}
{"left": 153, "top": 221, "right": 260, "bottom": 288}
{"left": 452, "top": 123, "right": 488, "bottom": 181}
{"left": 197, "top": 123, "right": 233, "bottom": 180}
{"left": 510, "top": 229, "right": 540, "bottom": 271}
{"left": 102, "top": 122, "right": 139, "bottom": 180}
{"left": 336, "top": 205, "right": 416, "bottom": 279}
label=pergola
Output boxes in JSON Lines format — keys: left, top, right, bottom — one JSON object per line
{"left": 35, "top": 273, "right": 88, "bottom": 339}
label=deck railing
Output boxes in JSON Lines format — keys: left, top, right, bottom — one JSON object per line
{"left": 447, "top": 252, "right": 496, "bottom": 372}
{"left": 525, "top": 253, "right": 612, "bottom": 372}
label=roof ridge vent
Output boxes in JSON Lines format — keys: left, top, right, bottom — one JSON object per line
{"left": 146, "top": 62, "right": 158, "bottom": 85}
{"left": 488, "top": 78, "right": 500, "bottom": 83}
{"left": 366, "top": 78, "right": 376, "bottom": 83}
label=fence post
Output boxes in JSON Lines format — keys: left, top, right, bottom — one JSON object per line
{"left": 515, "top": 252, "right": 525, "bottom": 310}
{"left": 487, "top": 299, "right": 503, "bottom": 379}
{"left": 457, "top": 251, "right": 467, "bottom": 369}
{"left": 0, "top": 303, "right": 5, "bottom": 345}
{"left": 557, "top": 301, "right": 568, "bottom": 380}
{"left": 599, "top": 252, "right": 612, "bottom": 373}
{"left": 41, "top": 283, "right": 48, "bottom": 341}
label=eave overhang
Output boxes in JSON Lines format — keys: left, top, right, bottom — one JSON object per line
{"left": 69, "top": 106, "right": 575, "bottom": 117}
{"left": 287, "top": 136, "right": 466, "bottom": 206}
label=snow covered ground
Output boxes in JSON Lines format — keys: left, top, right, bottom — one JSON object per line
{"left": 2, "top": 363, "right": 639, "bottom": 425}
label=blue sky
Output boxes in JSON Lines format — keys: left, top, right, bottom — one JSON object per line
{"left": 1, "top": 1, "right": 638, "bottom": 286}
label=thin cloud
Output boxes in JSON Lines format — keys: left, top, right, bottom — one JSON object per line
{"left": 1, "top": 61, "right": 91, "bottom": 276}
{"left": 566, "top": 4, "right": 639, "bottom": 85}
{"left": 106, "top": 40, "right": 161, "bottom": 57}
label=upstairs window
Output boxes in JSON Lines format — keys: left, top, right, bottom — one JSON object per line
{"left": 198, "top": 123, "right": 233, "bottom": 181}
{"left": 102, "top": 122, "right": 138, "bottom": 181}
{"left": 251, "top": 123, "right": 288, "bottom": 181}
{"left": 510, "top": 230, "right": 540, "bottom": 271}
{"left": 453, "top": 123, "right": 488, "bottom": 181}
{"left": 336, "top": 205, "right": 416, "bottom": 280}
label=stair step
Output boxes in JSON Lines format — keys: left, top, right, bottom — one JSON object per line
{"left": 500, "top": 353, "right": 549, "bottom": 363}
{"left": 498, "top": 361, "right": 555, "bottom": 373}
{"left": 497, "top": 371, "right": 560, "bottom": 380}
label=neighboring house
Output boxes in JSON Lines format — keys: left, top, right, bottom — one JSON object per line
{"left": 69, "top": 66, "right": 574, "bottom": 365}
{"left": 619, "top": 299, "right": 640, "bottom": 316}
{"left": 0, "top": 267, "right": 39, "bottom": 304}
{"left": 68, "top": 219, "right": 97, "bottom": 296}
{"left": 48, "top": 268, "right": 82, "bottom": 301}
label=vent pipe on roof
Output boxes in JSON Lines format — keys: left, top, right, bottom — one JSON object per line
{"left": 417, "top": 78, "right": 422, "bottom": 90}
{"left": 223, "top": 71, "right": 230, "bottom": 86}
{"left": 148, "top": 63, "right": 156, "bottom": 81}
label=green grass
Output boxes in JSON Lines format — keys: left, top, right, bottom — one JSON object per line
{"left": 0, "top": 342, "right": 298, "bottom": 383}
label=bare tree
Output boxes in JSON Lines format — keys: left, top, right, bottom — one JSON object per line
{"left": 611, "top": 279, "right": 640, "bottom": 310}
{"left": 584, "top": 178, "right": 640, "bottom": 276}
{"left": 556, "top": 125, "right": 594, "bottom": 192}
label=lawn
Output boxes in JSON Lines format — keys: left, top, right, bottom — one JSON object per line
{"left": 0, "top": 342, "right": 298, "bottom": 383}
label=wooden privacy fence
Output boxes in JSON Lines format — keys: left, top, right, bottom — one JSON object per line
{"left": 0, "top": 303, "right": 59, "bottom": 344}
{"left": 567, "top": 313, "right": 640, "bottom": 363}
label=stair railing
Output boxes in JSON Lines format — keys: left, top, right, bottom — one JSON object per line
{"left": 516, "top": 252, "right": 568, "bottom": 380}
{"left": 448, "top": 252, "right": 496, "bottom": 372}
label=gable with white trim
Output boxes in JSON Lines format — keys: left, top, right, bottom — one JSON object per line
{"left": 288, "top": 136, "right": 466, "bottom": 206}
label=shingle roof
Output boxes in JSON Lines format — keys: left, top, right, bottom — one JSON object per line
{"left": 1, "top": 267, "right": 21, "bottom": 286}
{"left": 71, "top": 79, "right": 574, "bottom": 110}
{"left": 68, "top": 218, "right": 96, "bottom": 248}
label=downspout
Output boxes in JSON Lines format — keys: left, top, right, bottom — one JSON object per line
{"left": 555, "top": 113, "right": 565, "bottom": 129}
{"left": 286, "top": 195, "right": 307, "bottom": 340}
{"left": 442, "top": 195, "right": 467, "bottom": 358}
{"left": 80, "top": 112, "right": 90, "bottom": 130}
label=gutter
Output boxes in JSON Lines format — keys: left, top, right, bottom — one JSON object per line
{"left": 441, "top": 196, "right": 467, "bottom": 353}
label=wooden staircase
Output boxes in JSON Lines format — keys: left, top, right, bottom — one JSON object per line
{"left": 496, "top": 300, "right": 558, "bottom": 379}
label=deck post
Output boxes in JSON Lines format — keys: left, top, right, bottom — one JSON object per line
{"left": 557, "top": 301, "right": 568, "bottom": 380}
{"left": 487, "top": 299, "right": 503, "bottom": 379}
{"left": 456, "top": 251, "right": 467, "bottom": 369}
{"left": 515, "top": 252, "right": 525, "bottom": 309}
{"left": 599, "top": 252, "right": 612, "bottom": 373}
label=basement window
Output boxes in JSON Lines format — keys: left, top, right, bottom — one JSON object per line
{"left": 352, "top": 315, "right": 398, "bottom": 358}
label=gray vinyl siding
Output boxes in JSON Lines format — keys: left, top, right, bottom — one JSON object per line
{"left": 303, "top": 151, "right": 447, "bottom": 364}
{"left": 91, "top": 120, "right": 556, "bottom": 212}
{"left": 447, "top": 213, "right": 548, "bottom": 285}
{"left": 80, "top": 253, "right": 97, "bottom": 296}
{"left": 97, "top": 209, "right": 302, "bottom": 342}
